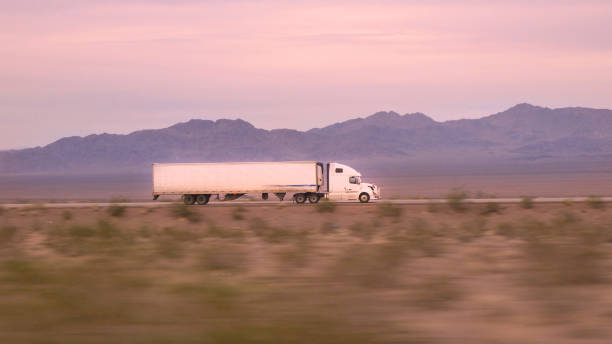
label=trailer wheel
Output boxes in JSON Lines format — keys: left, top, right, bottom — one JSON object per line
{"left": 183, "top": 194, "right": 196, "bottom": 205}
{"left": 294, "top": 193, "right": 306, "bottom": 204}
{"left": 359, "top": 193, "right": 370, "bottom": 203}
{"left": 196, "top": 194, "right": 210, "bottom": 205}
{"left": 308, "top": 194, "right": 320, "bottom": 203}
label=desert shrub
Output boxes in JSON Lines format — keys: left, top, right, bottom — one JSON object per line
{"left": 563, "top": 199, "right": 573, "bottom": 207}
{"left": 61, "top": 210, "right": 73, "bottom": 220}
{"left": 138, "top": 225, "right": 152, "bottom": 238}
{"left": 277, "top": 238, "right": 311, "bottom": 269}
{"left": 517, "top": 217, "right": 555, "bottom": 241}
{"left": 457, "top": 218, "right": 487, "bottom": 242}
{"left": 378, "top": 202, "right": 402, "bottom": 220}
{"left": 161, "top": 226, "right": 200, "bottom": 242}
{"left": 155, "top": 239, "right": 184, "bottom": 259}
{"left": 249, "top": 217, "right": 293, "bottom": 243}
{"left": 586, "top": 196, "right": 605, "bottom": 209}
{"left": 331, "top": 242, "right": 410, "bottom": 288}
{"left": 107, "top": 204, "right": 126, "bottom": 217}
{"left": 446, "top": 190, "right": 468, "bottom": 212}
{"left": 170, "top": 203, "right": 201, "bottom": 223}
{"left": 46, "top": 220, "right": 130, "bottom": 256}
{"left": 496, "top": 222, "right": 517, "bottom": 238}
{"left": 207, "top": 222, "right": 245, "bottom": 239}
{"left": 27, "top": 203, "right": 46, "bottom": 212}
{"left": 411, "top": 275, "right": 462, "bottom": 310}
{"left": 249, "top": 217, "right": 269, "bottom": 236}
{"left": 407, "top": 219, "right": 442, "bottom": 257}
{"left": 320, "top": 221, "right": 338, "bottom": 234}
{"left": 262, "top": 227, "right": 294, "bottom": 244}
{"left": 67, "top": 224, "right": 96, "bottom": 238}
{"left": 231, "top": 206, "right": 247, "bottom": 220}
{"left": 153, "top": 227, "right": 199, "bottom": 259}
{"left": 200, "top": 245, "right": 247, "bottom": 271}
{"left": 553, "top": 211, "right": 580, "bottom": 230}
{"left": 171, "top": 282, "right": 241, "bottom": 314}
{"left": 315, "top": 199, "right": 337, "bottom": 213}
{"left": 523, "top": 240, "right": 606, "bottom": 286}
{"left": 2, "top": 259, "right": 51, "bottom": 285}
{"left": 96, "top": 219, "right": 122, "bottom": 239}
{"left": 0, "top": 225, "right": 18, "bottom": 245}
{"left": 349, "top": 222, "right": 373, "bottom": 240}
{"left": 520, "top": 196, "right": 534, "bottom": 209}
{"left": 480, "top": 202, "right": 501, "bottom": 215}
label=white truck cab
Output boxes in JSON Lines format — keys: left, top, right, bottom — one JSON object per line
{"left": 326, "top": 162, "right": 380, "bottom": 203}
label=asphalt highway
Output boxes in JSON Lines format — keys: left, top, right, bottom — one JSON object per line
{"left": 2, "top": 197, "right": 612, "bottom": 209}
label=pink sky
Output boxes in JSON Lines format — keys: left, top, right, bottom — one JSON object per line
{"left": 1, "top": 0, "right": 611, "bottom": 149}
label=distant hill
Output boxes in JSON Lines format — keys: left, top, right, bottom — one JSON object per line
{"left": 2, "top": 103, "right": 612, "bottom": 174}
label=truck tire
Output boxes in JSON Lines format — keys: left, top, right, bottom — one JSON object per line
{"left": 308, "top": 193, "right": 320, "bottom": 203}
{"left": 196, "top": 194, "right": 210, "bottom": 205}
{"left": 359, "top": 193, "right": 370, "bottom": 203}
{"left": 183, "top": 194, "right": 196, "bottom": 205}
{"left": 294, "top": 193, "right": 306, "bottom": 204}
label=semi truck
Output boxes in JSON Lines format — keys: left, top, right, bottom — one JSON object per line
{"left": 152, "top": 161, "right": 381, "bottom": 205}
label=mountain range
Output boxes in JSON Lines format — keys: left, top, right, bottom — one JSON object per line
{"left": 2, "top": 103, "right": 612, "bottom": 174}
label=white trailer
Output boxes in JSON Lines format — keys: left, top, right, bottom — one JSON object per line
{"left": 152, "top": 161, "right": 380, "bottom": 205}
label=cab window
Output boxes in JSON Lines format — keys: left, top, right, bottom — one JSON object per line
{"left": 349, "top": 176, "right": 360, "bottom": 184}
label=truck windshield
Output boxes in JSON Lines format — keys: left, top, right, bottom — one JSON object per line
{"left": 349, "top": 176, "right": 361, "bottom": 184}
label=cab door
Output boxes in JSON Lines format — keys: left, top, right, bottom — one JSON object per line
{"left": 343, "top": 176, "right": 360, "bottom": 200}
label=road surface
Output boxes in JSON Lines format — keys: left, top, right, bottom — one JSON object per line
{"left": 2, "top": 197, "right": 611, "bottom": 209}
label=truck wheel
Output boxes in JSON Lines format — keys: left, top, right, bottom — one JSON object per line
{"left": 183, "top": 194, "right": 196, "bottom": 205}
{"left": 196, "top": 194, "right": 209, "bottom": 205}
{"left": 294, "top": 193, "right": 306, "bottom": 204}
{"left": 359, "top": 193, "right": 370, "bottom": 203}
{"left": 308, "top": 194, "right": 320, "bottom": 203}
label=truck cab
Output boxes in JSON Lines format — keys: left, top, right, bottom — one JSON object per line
{"left": 326, "top": 162, "right": 380, "bottom": 202}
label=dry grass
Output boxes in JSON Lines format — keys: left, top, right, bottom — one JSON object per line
{"left": 315, "top": 199, "right": 337, "bottom": 213}
{"left": 231, "top": 206, "right": 247, "bottom": 220}
{"left": 480, "top": 202, "right": 501, "bottom": 215}
{"left": 107, "top": 204, "right": 126, "bottom": 217}
{"left": 0, "top": 203, "right": 611, "bottom": 343}
{"left": 520, "top": 196, "right": 535, "bottom": 209}
{"left": 378, "top": 202, "right": 402, "bottom": 220}
{"left": 586, "top": 196, "right": 605, "bottom": 209}
{"left": 169, "top": 203, "right": 201, "bottom": 222}
{"left": 446, "top": 189, "right": 468, "bottom": 212}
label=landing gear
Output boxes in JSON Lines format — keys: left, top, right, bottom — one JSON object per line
{"left": 294, "top": 193, "right": 306, "bottom": 204}
{"left": 196, "top": 194, "right": 210, "bottom": 205}
{"left": 223, "top": 193, "right": 245, "bottom": 201}
{"left": 183, "top": 194, "right": 196, "bottom": 205}
{"left": 262, "top": 193, "right": 268, "bottom": 200}
{"left": 275, "top": 193, "right": 286, "bottom": 201}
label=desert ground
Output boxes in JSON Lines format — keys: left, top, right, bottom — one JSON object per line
{"left": 1, "top": 199, "right": 612, "bottom": 343}
{"left": 1, "top": 170, "right": 612, "bottom": 203}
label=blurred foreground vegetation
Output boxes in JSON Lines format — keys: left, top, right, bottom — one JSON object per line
{"left": 0, "top": 201, "right": 611, "bottom": 343}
